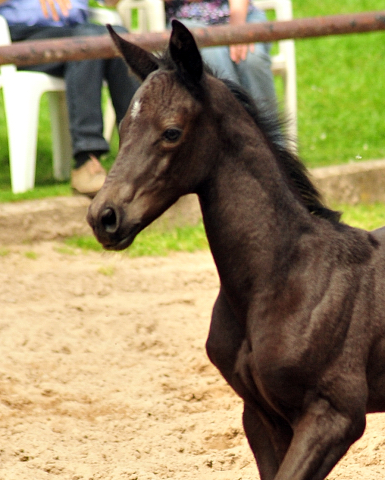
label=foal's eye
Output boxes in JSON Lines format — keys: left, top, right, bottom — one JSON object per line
{"left": 162, "top": 128, "right": 182, "bottom": 143}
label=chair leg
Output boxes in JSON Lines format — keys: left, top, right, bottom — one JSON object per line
{"left": 47, "top": 91, "right": 73, "bottom": 181}
{"left": 284, "top": 69, "right": 297, "bottom": 144}
{"left": 3, "top": 84, "right": 41, "bottom": 193}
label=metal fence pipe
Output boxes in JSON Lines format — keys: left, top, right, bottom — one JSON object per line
{"left": 0, "top": 10, "right": 384, "bottom": 67}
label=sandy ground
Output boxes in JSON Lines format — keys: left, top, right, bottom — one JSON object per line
{"left": 1, "top": 241, "right": 385, "bottom": 479}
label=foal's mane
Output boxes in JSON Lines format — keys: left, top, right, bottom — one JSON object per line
{"left": 158, "top": 50, "right": 340, "bottom": 223}
{"left": 221, "top": 78, "right": 341, "bottom": 223}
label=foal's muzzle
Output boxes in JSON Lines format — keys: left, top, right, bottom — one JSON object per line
{"left": 87, "top": 201, "right": 140, "bottom": 251}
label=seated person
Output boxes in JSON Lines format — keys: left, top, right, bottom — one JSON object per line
{"left": 0, "top": 0, "right": 139, "bottom": 197}
{"left": 165, "top": 0, "right": 278, "bottom": 110}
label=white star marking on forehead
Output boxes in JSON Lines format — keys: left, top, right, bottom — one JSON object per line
{"left": 131, "top": 100, "right": 142, "bottom": 119}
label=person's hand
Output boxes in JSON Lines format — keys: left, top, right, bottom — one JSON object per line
{"left": 39, "top": 0, "right": 72, "bottom": 21}
{"left": 228, "top": 0, "right": 254, "bottom": 63}
{"left": 230, "top": 43, "right": 254, "bottom": 63}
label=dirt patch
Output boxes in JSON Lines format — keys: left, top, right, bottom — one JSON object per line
{"left": 0, "top": 242, "right": 385, "bottom": 479}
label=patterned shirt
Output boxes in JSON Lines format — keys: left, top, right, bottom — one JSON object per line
{"left": 0, "top": 0, "right": 89, "bottom": 26}
{"left": 165, "top": 0, "right": 257, "bottom": 25}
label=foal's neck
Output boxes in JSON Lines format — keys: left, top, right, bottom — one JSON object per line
{"left": 198, "top": 131, "right": 312, "bottom": 317}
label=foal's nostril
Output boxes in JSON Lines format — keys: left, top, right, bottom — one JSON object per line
{"left": 100, "top": 207, "right": 119, "bottom": 234}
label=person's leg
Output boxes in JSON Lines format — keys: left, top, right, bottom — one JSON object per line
{"left": 10, "top": 25, "right": 108, "bottom": 159}
{"left": 9, "top": 24, "right": 73, "bottom": 76}
{"left": 168, "top": 16, "right": 276, "bottom": 109}
{"left": 63, "top": 23, "right": 115, "bottom": 162}
{"left": 9, "top": 24, "right": 107, "bottom": 196}
{"left": 10, "top": 23, "right": 136, "bottom": 196}
{"left": 61, "top": 23, "right": 121, "bottom": 196}
{"left": 234, "top": 10, "right": 277, "bottom": 109}
{"left": 103, "top": 25, "right": 140, "bottom": 125}
{"left": 235, "top": 43, "right": 276, "bottom": 107}
{"left": 201, "top": 45, "right": 240, "bottom": 82}
{"left": 11, "top": 23, "right": 128, "bottom": 154}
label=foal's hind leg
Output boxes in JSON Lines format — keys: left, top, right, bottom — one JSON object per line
{"left": 243, "top": 403, "right": 292, "bottom": 480}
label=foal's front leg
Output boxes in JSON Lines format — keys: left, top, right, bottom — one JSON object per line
{"left": 206, "top": 288, "right": 290, "bottom": 480}
{"left": 206, "top": 287, "right": 245, "bottom": 387}
{"left": 273, "top": 396, "right": 366, "bottom": 480}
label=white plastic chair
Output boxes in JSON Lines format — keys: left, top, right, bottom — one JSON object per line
{"left": 253, "top": 0, "right": 297, "bottom": 142}
{"left": 0, "top": 8, "right": 121, "bottom": 194}
{"left": 116, "top": 0, "right": 166, "bottom": 33}
{"left": 0, "top": 14, "right": 71, "bottom": 193}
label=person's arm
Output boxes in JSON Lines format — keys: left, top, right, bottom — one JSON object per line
{"left": 228, "top": 0, "right": 254, "bottom": 63}
{"left": 0, "top": 0, "right": 71, "bottom": 17}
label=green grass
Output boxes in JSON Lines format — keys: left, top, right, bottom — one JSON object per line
{"left": 337, "top": 202, "right": 385, "bottom": 231}
{"left": 293, "top": 0, "right": 385, "bottom": 167}
{"left": 0, "top": 0, "right": 383, "bottom": 198}
{"left": 24, "top": 250, "right": 39, "bottom": 260}
{"left": 64, "top": 221, "right": 209, "bottom": 257}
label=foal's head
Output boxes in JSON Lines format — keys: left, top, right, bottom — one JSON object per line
{"left": 88, "top": 21, "right": 222, "bottom": 250}
{"left": 88, "top": 20, "right": 338, "bottom": 251}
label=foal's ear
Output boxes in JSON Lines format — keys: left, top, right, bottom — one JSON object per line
{"left": 107, "top": 24, "right": 158, "bottom": 81}
{"left": 169, "top": 20, "right": 203, "bottom": 85}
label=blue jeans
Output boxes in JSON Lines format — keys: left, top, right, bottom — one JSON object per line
{"left": 10, "top": 23, "right": 139, "bottom": 160}
{"left": 171, "top": 11, "right": 277, "bottom": 109}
